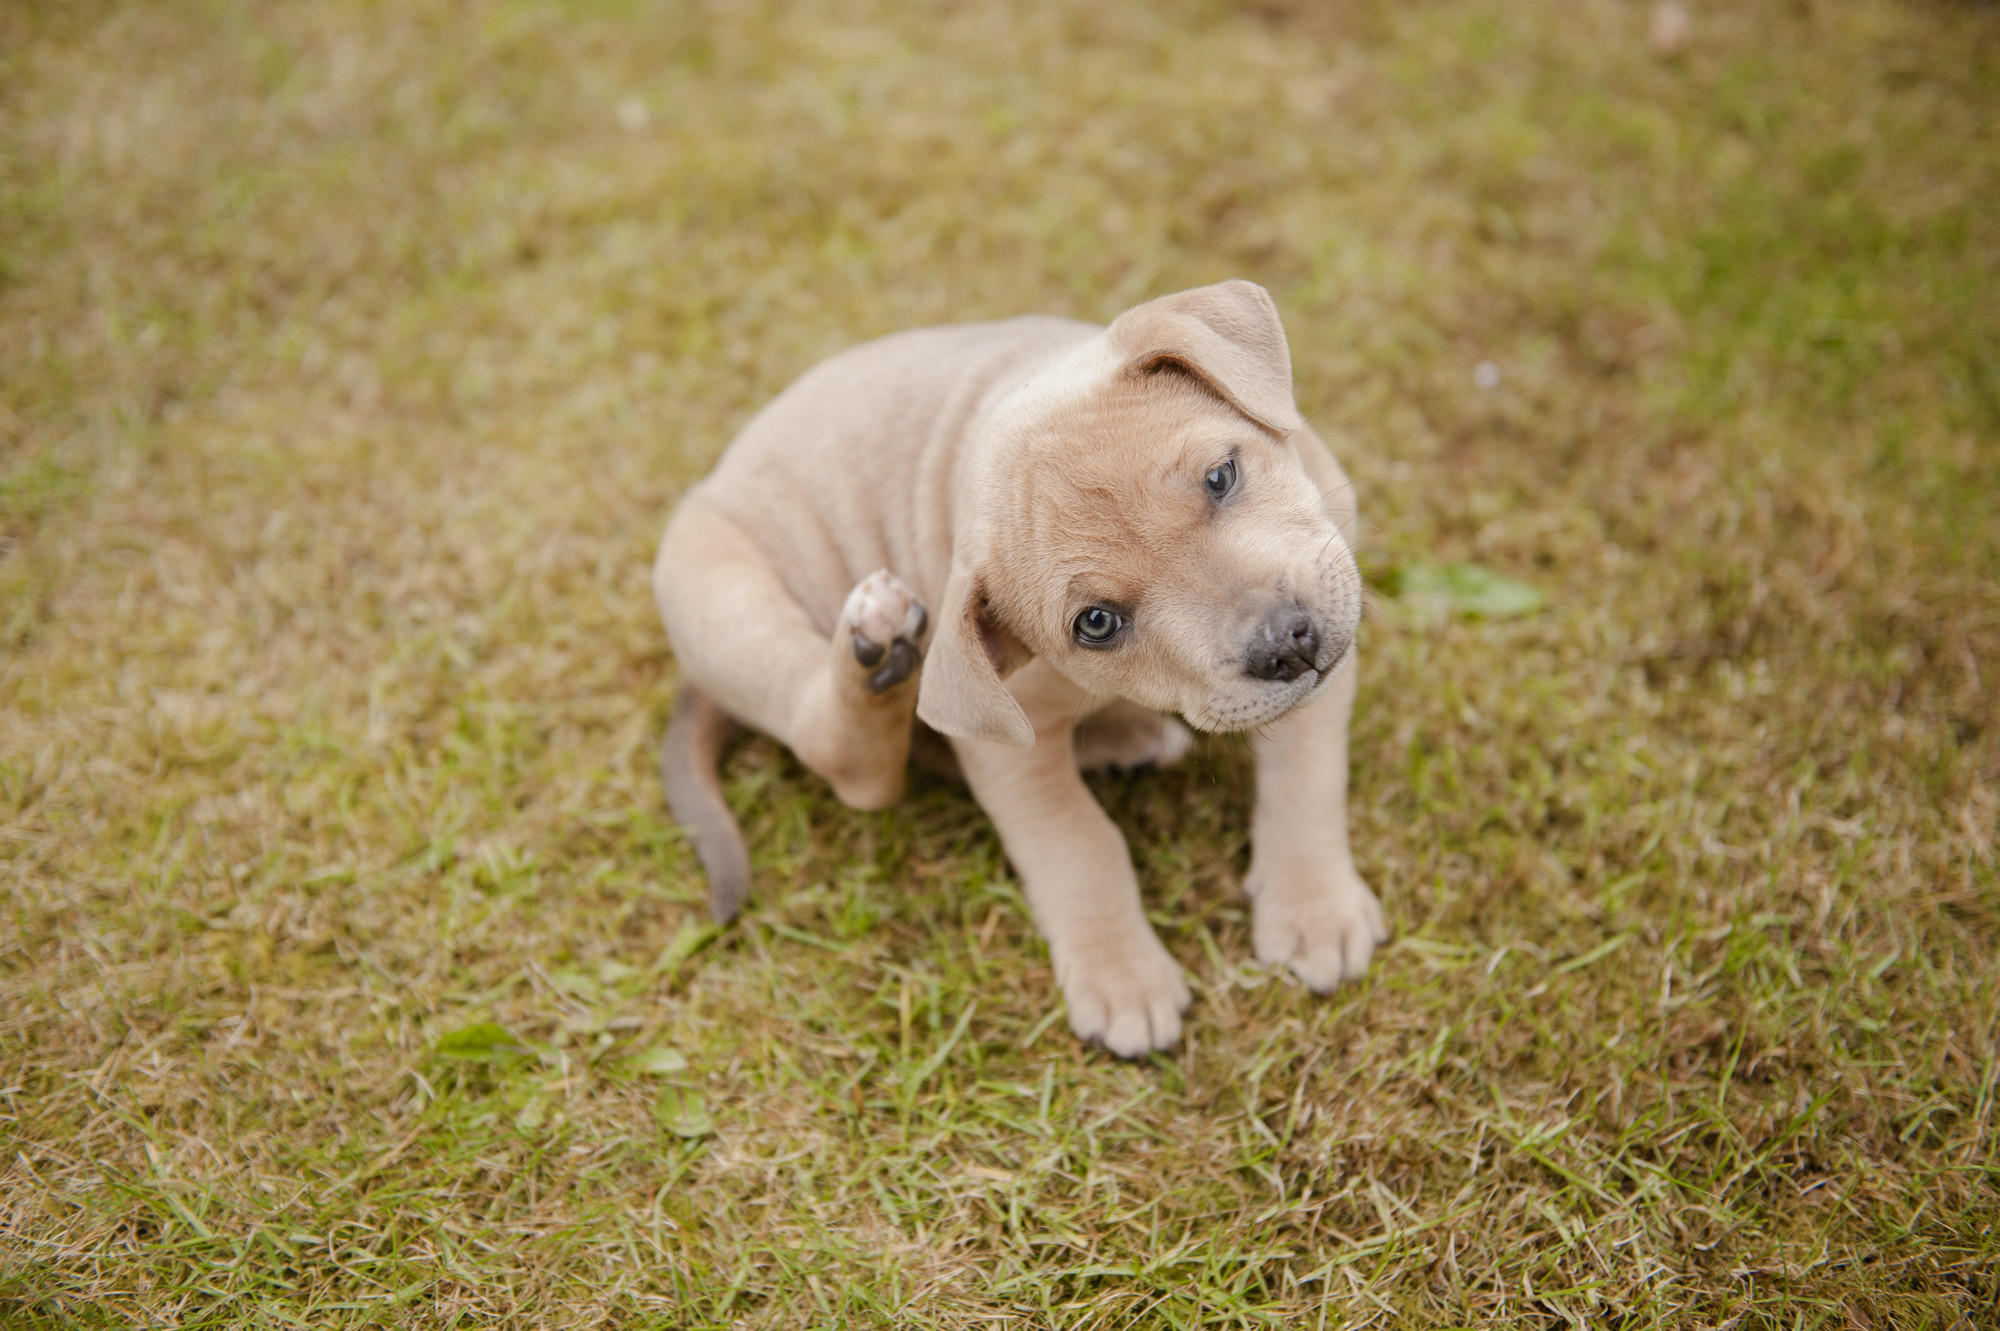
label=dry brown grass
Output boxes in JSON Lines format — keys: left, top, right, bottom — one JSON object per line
{"left": 2, "top": 0, "right": 1996, "bottom": 1326}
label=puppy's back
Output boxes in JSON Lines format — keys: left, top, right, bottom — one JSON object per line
{"left": 685, "top": 316, "right": 1096, "bottom": 629}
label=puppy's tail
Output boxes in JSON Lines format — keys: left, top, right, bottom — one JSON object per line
{"left": 660, "top": 683, "right": 750, "bottom": 924}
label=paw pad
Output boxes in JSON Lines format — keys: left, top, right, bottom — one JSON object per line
{"left": 842, "top": 570, "right": 928, "bottom": 695}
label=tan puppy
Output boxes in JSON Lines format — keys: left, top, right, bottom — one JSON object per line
{"left": 653, "top": 280, "right": 1385, "bottom": 1057}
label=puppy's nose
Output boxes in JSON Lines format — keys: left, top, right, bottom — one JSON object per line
{"left": 1245, "top": 608, "right": 1318, "bottom": 682}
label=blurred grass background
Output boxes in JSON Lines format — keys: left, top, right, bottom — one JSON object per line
{"left": 1, "top": 0, "right": 1996, "bottom": 1326}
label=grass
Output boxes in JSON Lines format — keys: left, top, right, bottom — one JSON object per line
{"left": 1, "top": 0, "right": 1996, "bottom": 1325}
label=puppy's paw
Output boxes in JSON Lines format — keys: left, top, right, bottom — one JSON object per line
{"left": 841, "top": 569, "right": 927, "bottom": 694}
{"left": 1247, "top": 864, "right": 1387, "bottom": 993}
{"left": 1054, "top": 932, "right": 1192, "bottom": 1058}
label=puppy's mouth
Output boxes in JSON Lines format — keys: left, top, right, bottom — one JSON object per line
{"left": 1183, "top": 642, "right": 1355, "bottom": 734}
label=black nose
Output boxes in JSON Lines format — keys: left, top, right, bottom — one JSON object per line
{"left": 1246, "top": 608, "right": 1318, "bottom": 682}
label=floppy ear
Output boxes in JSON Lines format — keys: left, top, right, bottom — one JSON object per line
{"left": 915, "top": 566, "right": 1035, "bottom": 749}
{"left": 1107, "top": 279, "right": 1303, "bottom": 435}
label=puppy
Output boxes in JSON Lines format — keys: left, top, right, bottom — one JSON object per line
{"left": 653, "top": 280, "right": 1385, "bottom": 1056}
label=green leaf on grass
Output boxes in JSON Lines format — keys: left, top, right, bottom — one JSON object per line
{"left": 653, "top": 917, "right": 723, "bottom": 974}
{"left": 654, "top": 1085, "right": 712, "bottom": 1138}
{"left": 1388, "top": 562, "right": 1546, "bottom": 619}
{"left": 635, "top": 1047, "right": 689, "bottom": 1075}
{"left": 431, "top": 1022, "right": 530, "bottom": 1065}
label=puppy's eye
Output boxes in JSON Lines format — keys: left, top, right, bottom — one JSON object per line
{"left": 1073, "top": 606, "right": 1124, "bottom": 647}
{"left": 1205, "top": 459, "right": 1238, "bottom": 499}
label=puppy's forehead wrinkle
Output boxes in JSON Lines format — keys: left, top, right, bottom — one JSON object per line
{"left": 1024, "top": 376, "right": 1259, "bottom": 474}
{"left": 1027, "top": 476, "right": 1203, "bottom": 566}
{"left": 1063, "top": 568, "right": 1142, "bottom": 606}
{"left": 1033, "top": 452, "right": 1183, "bottom": 512}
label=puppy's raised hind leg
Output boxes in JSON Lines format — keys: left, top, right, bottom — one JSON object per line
{"left": 657, "top": 575, "right": 925, "bottom": 923}
{"left": 656, "top": 509, "right": 927, "bottom": 813}
{"left": 779, "top": 568, "right": 928, "bottom": 809}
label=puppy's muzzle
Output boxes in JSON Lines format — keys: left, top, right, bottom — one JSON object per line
{"left": 1245, "top": 606, "right": 1332, "bottom": 683}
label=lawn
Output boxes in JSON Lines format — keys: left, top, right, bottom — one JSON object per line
{"left": 1, "top": 0, "right": 1996, "bottom": 1326}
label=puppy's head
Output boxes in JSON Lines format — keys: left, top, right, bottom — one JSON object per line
{"left": 918, "top": 280, "right": 1362, "bottom": 749}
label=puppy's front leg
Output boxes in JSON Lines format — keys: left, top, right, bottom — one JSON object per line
{"left": 1245, "top": 655, "right": 1388, "bottom": 989}
{"left": 953, "top": 677, "right": 1190, "bottom": 1056}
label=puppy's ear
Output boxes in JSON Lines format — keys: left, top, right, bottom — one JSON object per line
{"left": 916, "top": 567, "right": 1035, "bottom": 749}
{"left": 1108, "top": 279, "right": 1303, "bottom": 435}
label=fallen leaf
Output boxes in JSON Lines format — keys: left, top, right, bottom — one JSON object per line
{"left": 431, "top": 1022, "right": 531, "bottom": 1066}
{"left": 655, "top": 1085, "right": 712, "bottom": 1138}
{"left": 654, "top": 917, "right": 723, "bottom": 974}
{"left": 1388, "top": 562, "right": 1547, "bottom": 620}
{"left": 636, "top": 1047, "right": 689, "bottom": 1075}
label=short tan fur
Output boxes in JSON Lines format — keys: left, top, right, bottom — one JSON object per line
{"left": 654, "top": 280, "right": 1385, "bottom": 1057}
